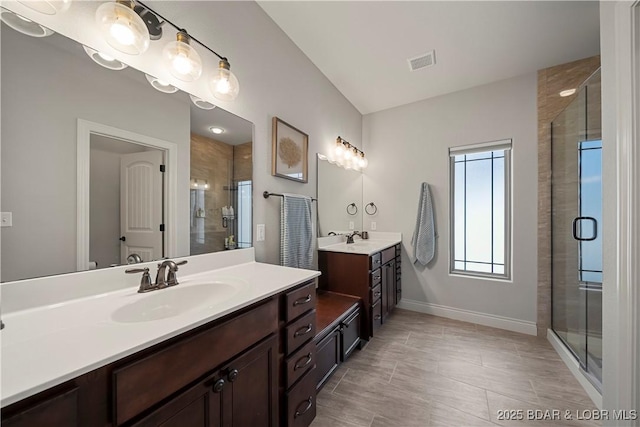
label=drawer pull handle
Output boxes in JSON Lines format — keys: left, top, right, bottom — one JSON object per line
{"left": 294, "top": 353, "right": 313, "bottom": 370}
{"left": 373, "top": 259, "right": 381, "bottom": 265}
{"left": 294, "top": 396, "right": 314, "bottom": 418}
{"left": 212, "top": 378, "right": 225, "bottom": 393}
{"left": 227, "top": 369, "right": 239, "bottom": 382}
{"left": 293, "top": 295, "right": 312, "bottom": 306}
{"left": 373, "top": 275, "right": 381, "bottom": 281}
{"left": 374, "top": 315, "right": 382, "bottom": 320}
{"left": 374, "top": 291, "right": 381, "bottom": 297}
{"left": 294, "top": 323, "right": 313, "bottom": 337}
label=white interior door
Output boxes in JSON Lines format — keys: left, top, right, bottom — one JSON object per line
{"left": 120, "top": 151, "right": 163, "bottom": 263}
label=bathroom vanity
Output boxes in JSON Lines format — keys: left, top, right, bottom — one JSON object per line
{"left": 1, "top": 249, "right": 320, "bottom": 427}
{"left": 317, "top": 234, "right": 402, "bottom": 339}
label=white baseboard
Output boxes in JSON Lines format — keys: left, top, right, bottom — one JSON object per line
{"left": 397, "top": 298, "right": 537, "bottom": 335}
{"left": 546, "top": 329, "right": 602, "bottom": 409}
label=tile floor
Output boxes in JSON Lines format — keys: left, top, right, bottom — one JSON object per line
{"left": 311, "top": 309, "right": 600, "bottom": 427}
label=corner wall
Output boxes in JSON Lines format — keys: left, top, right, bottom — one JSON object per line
{"left": 362, "top": 73, "right": 538, "bottom": 330}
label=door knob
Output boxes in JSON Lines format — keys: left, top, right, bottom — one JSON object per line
{"left": 119, "top": 236, "right": 126, "bottom": 242}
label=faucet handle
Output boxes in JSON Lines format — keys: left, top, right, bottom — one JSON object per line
{"left": 126, "top": 268, "right": 155, "bottom": 293}
{"left": 166, "top": 260, "right": 187, "bottom": 286}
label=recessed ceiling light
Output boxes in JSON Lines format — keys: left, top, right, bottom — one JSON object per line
{"left": 209, "top": 127, "right": 224, "bottom": 134}
{"left": 559, "top": 88, "right": 577, "bottom": 97}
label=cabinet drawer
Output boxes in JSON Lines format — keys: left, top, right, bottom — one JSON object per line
{"left": 314, "top": 327, "right": 340, "bottom": 392}
{"left": 341, "top": 309, "right": 361, "bottom": 361}
{"left": 370, "top": 268, "right": 382, "bottom": 288}
{"left": 370, "top": 282, "right": 382, "bottom": 303}
{"left": 287, "top": 367, "right": 317, "bottom": 427}
{"left": 285, "top": 281, "right": 316, "bottom": 322}
{"left": 286, "top": 340, "right": 316, "bottom": 389}
{"left": 372, "top": 300, "right": 382, "bottom": 333}
{"left": 382, "top": 247, "right": 396, "bottom": 264}
{"left": 286, "top": 310, "right": 316, "bottom": 355}
{"left": 370, "top": 252, "right": 382, "bottom": 270}
{"left": 113, "top": 298, "right": 278, "bottom": 426}
{"left": 3, "top": 386, "right": 78, "bottom": 427}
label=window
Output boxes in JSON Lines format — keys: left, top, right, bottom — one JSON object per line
{"left": 449, "top": 140, "right": 511, "bottom": 279}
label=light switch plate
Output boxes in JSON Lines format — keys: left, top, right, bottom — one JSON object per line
{"left": 349, "top": 221, "right": 354, "bottom": 230}
{"left": 256, "top": 224, "right": 265, "bottom": 242}
{"left": 371, "top": 221, "right": 377, "bottom": 231}
{"left": 1, "top": 212, "right": 12, "bottom": 227}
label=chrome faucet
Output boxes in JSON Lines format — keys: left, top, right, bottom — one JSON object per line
{"left": 126, "top": 259, "right": 188, "bottom": 293}
{"left": 346, "top": 231, "right": 361, "bottom": 244}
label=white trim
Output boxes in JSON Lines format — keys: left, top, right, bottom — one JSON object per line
{"left": 449, "top": 138, "right": 512, "bottom": 156}
{"left": 397, "top": 298, "right": 537, "bottom": 335}
{"left": 547, "top": 329, "right": 602, "bottom": 409}
{"left": 601, "top": 1, "right": 640, "bottom": 419}
{"left": 76, "top": 119, "right": 178, "bottom": 271}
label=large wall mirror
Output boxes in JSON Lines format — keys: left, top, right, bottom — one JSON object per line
{"left": 316, "top": 154, "right": 363, "bottom": 236}
{"left": 1, "top": 20, "right": 253, "bottom": 282}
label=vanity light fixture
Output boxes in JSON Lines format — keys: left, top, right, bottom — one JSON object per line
{"left": 191, "top": 179, "right": 209, "bottom": 189}
{"left": 96, "top": 0, "right": 150, "bottom": 55}
{"left": 333, "top": 137, "right": 368, "bottom": 170}
{"left": 209, "top": 126, "right": 225, "bottom": 135}
{"left": 0, "top": 8, "right": 54, "bottom": 37}
{"left": 163, "top": 30, "right": 202, "bottom": 82}
{"left": 17, "top": 0, "right": 71, "bottom": 15}
{"left": 83, "top": 45, "right": 128, "bottom": 70}
{"left": 189, "top": 94, "right": 216, "bottom": 110}
{"left": 145, "top": 74, "right": 178, "bottom": 93}
{"left": 210, "top": 59, "right": 240, "bottom": 101}
{"left": 560, "top": 88, "right": 577, "bottom": 97}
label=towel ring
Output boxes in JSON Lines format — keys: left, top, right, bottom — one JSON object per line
{"left": 346, "top": 203, "right": 358, "bottom": 215}
{"left": 365, "top": 202, "right": 377, "bottom": 215}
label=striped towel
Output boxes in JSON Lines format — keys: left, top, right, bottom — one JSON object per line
{"left": 411, "top": 182, "right": 436, "bottom": 266}
{"left": 281, "top": 194, "right": 315, "bottom": 269}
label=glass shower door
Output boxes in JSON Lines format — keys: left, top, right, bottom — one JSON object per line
{"left": 551, "top": 69, "right": 602, "bottom": 387}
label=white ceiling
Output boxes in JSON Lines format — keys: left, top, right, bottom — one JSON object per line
{"left": 258, "top": 1, "right": 601, "bottom": 114}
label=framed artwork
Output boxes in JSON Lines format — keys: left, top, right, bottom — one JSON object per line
{"left": 272, "top": 117, "right": 308, "bottom": 183}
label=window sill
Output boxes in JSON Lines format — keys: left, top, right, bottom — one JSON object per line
{"left": 448, "top": 271, "right": 513, "bottom": 283}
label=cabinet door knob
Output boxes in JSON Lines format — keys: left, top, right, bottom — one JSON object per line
{"left": 294, "top": 323, "right": 313, "bottom": 337}
{"left": 294, "top": 396, "right": 314, "bottom": 418}
{"left": 374, "top": 291, "right": 381, "bottom": 297}
{"left": 212, "top": 378, "right": 225, "bottom": 393}
{"left": 293, "top": 295, "right": 312, "bottom": 306}
{"left": 227, "top": 369, "right": 239, "bottom": 382}
{"left": 294, "top": 353, "right": 313, "bottom": 370}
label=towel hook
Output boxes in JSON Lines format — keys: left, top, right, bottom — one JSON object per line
{"left": 346, "top": 203, "right": 358, "bottom": 215}
{"left": 365, "top": 202, "right": 377, "bottom": 215}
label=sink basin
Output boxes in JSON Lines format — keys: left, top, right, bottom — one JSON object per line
{"left": 111, "top": 282, "right": 239, "bottom": 323}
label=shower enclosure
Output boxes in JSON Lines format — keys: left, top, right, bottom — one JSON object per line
{"left": 551, "top": 69, "right": 602, "bottom": 388}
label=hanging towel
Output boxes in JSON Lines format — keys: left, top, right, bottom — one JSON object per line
{"left": 281, "top": 193, "right": 315, "bottom": 269}
{"left": 411, "top": 182, "right": 436, "bottom": 266}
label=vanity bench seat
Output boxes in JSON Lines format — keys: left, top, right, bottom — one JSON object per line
{"left": 314, "top": 291, "right": 362, "bottom": 391}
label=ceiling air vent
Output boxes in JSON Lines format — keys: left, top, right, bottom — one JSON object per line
{"left": 408, "top": 50, "right": 436, "bottom": 72}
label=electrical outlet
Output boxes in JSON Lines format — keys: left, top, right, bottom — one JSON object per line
{"left": 256, "top": 224, "right": 265, "bottom": 242}
{"left": 349, "top": 221, "right": 354, "bottom": 230}
{"left": 1, "top": 212, "right": 12, "bottom": 227}
{"left": 371, "top": 221, "right": 377, "bottom": 231}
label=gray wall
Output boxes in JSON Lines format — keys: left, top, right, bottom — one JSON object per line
{"left": 362, "top": 73, "right": 538, "bottom": 323}
{"left": 1, "top": 27, "right": 190, "bottom": 281}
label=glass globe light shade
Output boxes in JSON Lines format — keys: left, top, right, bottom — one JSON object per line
{"left": 163, "top": 32, "right": 202, "bottom": 82}
{"left": 96, "top": 1, "right": 150, "bottom": 55}
{"left": 210, "top": 59, "right": 239, "bottom": 101}
{"left": 334, "top": 143, "right": 345, "bottom": 158}
{"left": 359, "top": 155, "right": 369, "bottom": 169}
{"left": 17, "top": 0, "right": 71, "bottom": 15}
{"left": 344, "top": 146, "right": 353, "bottom": 160}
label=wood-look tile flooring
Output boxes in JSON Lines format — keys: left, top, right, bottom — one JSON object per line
{"left": 311, "top": 309, "right": 599, "bottom": 427}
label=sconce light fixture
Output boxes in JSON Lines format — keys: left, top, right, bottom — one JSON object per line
{"left": 209, "top": 59, "right": 240, "bottom": 101}
{"left": 0, "top": 8, "right": 54, "bottom": 37}
{"left": 163, "top": 30, "right": 202, "bottom": 82}
{"left": 191, "top": 179, "right": 209, "bottom": 189}
{"left": 330, "top": 136, "right": 368, "bottom": 170}
{"left": 95, "top": 0, "right": 150, "bottom": 55}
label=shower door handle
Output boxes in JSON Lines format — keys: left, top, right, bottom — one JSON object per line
{"left": 572, "top": 217, "right": 598, "bottom": 241}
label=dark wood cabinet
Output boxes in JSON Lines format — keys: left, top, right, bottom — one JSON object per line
{"left": 314, "top": 327, "right": 341, "bottom": 391}
{"left": 318, "top": 244, "right": 401, "bottom": 338}
{"left": 2, "top": 280, "right": 318, "bottom": 427}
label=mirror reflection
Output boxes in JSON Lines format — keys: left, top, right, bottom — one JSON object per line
{"left": 0, "top": 20, "right": 253, "bottom": 282}
{"left": 316, "top": 154, "right": 363, "bottom": 236}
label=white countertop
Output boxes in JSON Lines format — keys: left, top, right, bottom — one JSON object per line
{"left": 318, "top": 232, "right": 402, "bottom": 256}
{"left": 0, "top": 256, "right": 319, "bottom": 407}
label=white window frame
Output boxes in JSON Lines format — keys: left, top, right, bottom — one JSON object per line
{"left": 449, "top": 139, "right": 512, "bottom": 280}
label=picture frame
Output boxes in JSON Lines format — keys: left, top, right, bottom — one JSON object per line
{"left": 272, "top": 117, "right": 309, "bottom": 183}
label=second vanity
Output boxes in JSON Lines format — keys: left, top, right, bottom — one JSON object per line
{"left": 0, "top": 249, "right": 320, "bottom": 427}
